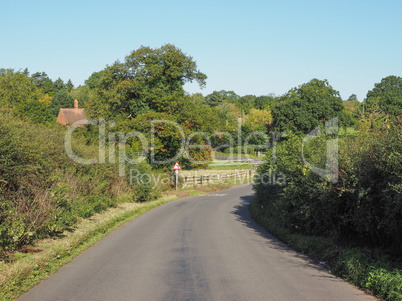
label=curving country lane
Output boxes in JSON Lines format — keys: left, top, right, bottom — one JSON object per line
{"left": 18, "top": 184, "right": 375, "bottom": 301}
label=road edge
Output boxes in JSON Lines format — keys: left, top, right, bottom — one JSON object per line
{"left": 1, "top": 182, "right": 247, "bottom": 301}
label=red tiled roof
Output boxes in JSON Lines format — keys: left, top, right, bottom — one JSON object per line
{"left": 56, "top": 108, "right": 88, "bottom": 126}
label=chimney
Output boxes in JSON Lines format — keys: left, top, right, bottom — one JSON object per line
{"left": 74, "top": 99, "right": 78, "bottom": 109}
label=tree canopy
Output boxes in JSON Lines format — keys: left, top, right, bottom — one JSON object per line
{"left": 272, "top": 79, "right": 347, "bottom": 134}
{"left": 205, "top": 91, "right": 224, "bottom": 107}
{"left": 88, "top": 44, "right": 207, "bottom": 120}
{"left": 365, "top": 75, "right": 402, "bottom": 117}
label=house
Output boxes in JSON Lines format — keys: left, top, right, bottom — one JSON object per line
{"left": 56, "top": 99, "right": 88, "bottom": 127}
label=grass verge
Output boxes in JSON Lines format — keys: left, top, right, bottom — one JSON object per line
{"left": 250, "top": 198, "right": 402, "bottom": 301}
{"left": 0, "top": 179, "right": 252, "bottom": 300}
{"left": 0, "top": 195, "right": 176, "bottom": 301}
{"left": 208, "top": 163, "right": 257, "bottom": 170}
{"left": 214, "top": 151, "right": 263, "bottom": 160}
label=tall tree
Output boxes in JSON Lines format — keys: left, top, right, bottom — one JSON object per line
{"left": 54, "top": 78, "right": 65, "bottom": 92}
{"left": 347, "top": 94, "right": 358, "bottom": 101}
{"left": 89, "top": 44, "right": 207, "bottom": 120}
{"left": 254, "top": 95, "right": 274, "bottom": 110}
{"left": 30, "top": 72, "right": 49, "bottom": 88}
{"left": 50, "top": 90, "right": 74, "bottom": 116}
{"left": 205, "top": 91, "right": 223, "bottom": 107}
{"left": 215, "top": 90, "right": 240, "bottom": 102}
{"left": 0, "top": 70, "right": 54, "bottom": 123}
{"left": 66, "top": 79, "right": 74, "bottom": 92}
{"left": 236, "top": 95, "right": 256, "bottom": 114}
{"left": 272, "top": 79, "right": 346, "bottom": 134}
{"left": 364, "top": 75, "right": 402, "bottom": 117}
{"left": 190, "top": 92, "right": 205, "bottom": 103}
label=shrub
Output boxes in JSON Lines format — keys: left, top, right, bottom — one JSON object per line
{"left": 254, "top": 116, "right": 402, "bottom": 253}
{"left": 0, "top": 109, "right": 134, "bottom": 255}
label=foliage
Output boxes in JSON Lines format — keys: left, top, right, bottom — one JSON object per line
{"left": 69, "top": 84, "right": 91, "bottom": 107}
{"left": 190, "top": 92, "right": 205, "bottom": 103}
{"left": 66, "top": 79, "right": 74, "bottom": 92}
{"left": 347, "top": 94, "right": 358, "bottom": 101}
{"left": 254, "top": 95, "right": 275, "bottom": 110}
{"left": 88, "top": 44, "right": 207, "bottom": 120}
{"left": 365, "top": 75, "right": 402, "bottom": 118}
{"left": 205, "top": 91, "right": 224, "bottom": 107}
{"left": 85, "top": 70, "right": 109, "bottom": 89}
{"left": 54, "top": 78, "right": 65, "bottom": 92}
{"left": 244, "top": 108, "right": 272, "bottom": 129}
{"left": 272, "top": 79, "right": 349, "bottom": 134}
{"left": 215, "top": 90, "right": 240, "bottom": 102}
{"left": 332, "top": 250, "right": 402, "bottom": 301}
{"left": 119, "top": 111, "right": 186, "bottom": 165}
{"left": 250, "top": 199, "right": 402, "bottom": 301}
{"left": 0, "top": 70, "right": 54, "bottom": 124}
{"left": 234, "top": 94, "right": 256, "bottom": 114}
{"left": 50, "top": 90, "right": 74, "bottom": 116}
{"left": 0, "top": 109, "right": 155, "bottom": 255}
{"left": 126, "top": 161, "right": 162, "bottom": 202}
{"left": 343, "top": 99, "right": 360, "bottom": 125}
{"left": 254, "top": 116, "right": 402, "bottom": 252}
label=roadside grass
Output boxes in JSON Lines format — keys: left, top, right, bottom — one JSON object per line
{"left": 0, "top": 177, "right": 254, "bottom": 301}
{"left": 213, "top": 151, "right": 263, "bottom": 160}
{"left": 250, "top": 198, "right": 402, "bottom": 301}
{"left": 0, "top": 195, "right": 177, "bottom": 301}
{"left": 208, "top": 162, "right": 257, "bottom": 170}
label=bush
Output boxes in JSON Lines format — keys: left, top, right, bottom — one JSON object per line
{"left": 0, "top": 109, "right": 134, "bottom": 255}
{"left": 126, "top": 161, "right": 162, "bottom": 202}
{"left": 332, "top": 249, "right": 402, "bottom": 301}
{"left": 254, "top": 116, "right": 402, "bottom": 253}
{"left": 250, "top": 198, "right": 402, "bottom": 301}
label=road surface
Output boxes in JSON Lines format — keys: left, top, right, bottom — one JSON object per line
{"left": 18, "top": 184, "right": 375, "bottom": 301}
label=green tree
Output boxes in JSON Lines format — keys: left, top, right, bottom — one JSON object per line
{"left": 347, "top": 94, "right": 358, "bottom": 101}
{"left": 215, "top": 90, "right": 240, "bottom": 102}
{"left": 364, "top": 75, "right": 402, "bottom": 117}
{"left": 54, "top": 78, "right": 65, "bottom": 92}
{"left": 254, "top": 95, "right": 274, "bottom": 110}
{"left": 30, "top": 72, "right": 55, "bottom": 96}
{"left": 42, "top": 78, "right": 55, "bottom": 96}
{"left": 235, "top": 95, "right": 256, "bottom": 114}
{"left": 205, "top": 91, "right": 224, "bottom": 107}
{"left": 89, "top": 44, "right": 207, "bottom": 120}
{"left": 85, "top": 70, "right": 108, "bottom": 89}
{"left": 0, "top": 70, "right": 54, "bottom": 123}
{"left": 190, "top": 92, "right": 205, "bottom": 103}
{"left": 245, "top": 108, "right": 272, "bottom": 129}
{"left": 66, "top": 79, "right": 74, "bottom": 92}
{"left": 343, "top": 99, "right": 360, "bottom": 124}
{"left": 30, "top": 72, "right": 49, "bottom": 88}
{"left": 0, "top": 70, "right": 42, "bottom": 108}
{"left": 69, "top": 85, "right": 90, "bottom": 107}
{"left": 50, "top": 90, "right": 74, "bottom": 115}
{"left": 272, "top": 79, "right": 346, "bottom": 134}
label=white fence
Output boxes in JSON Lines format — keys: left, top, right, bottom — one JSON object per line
{"left": 177, "top": 169, "right": 256, "bottom": 188}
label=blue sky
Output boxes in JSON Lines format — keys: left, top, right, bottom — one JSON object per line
{"left": 1, "top": 0, "right": 401, "bottom": 101}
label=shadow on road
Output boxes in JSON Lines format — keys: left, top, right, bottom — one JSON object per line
{"left": 231, "top": 193, "right": 335, "bottom": 276}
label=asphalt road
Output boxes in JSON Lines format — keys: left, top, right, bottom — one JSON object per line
{"left": 18, "top": 184, "right": 375, "bottom": 301}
